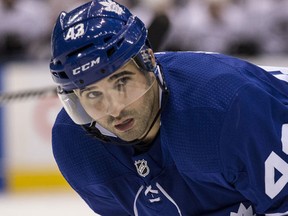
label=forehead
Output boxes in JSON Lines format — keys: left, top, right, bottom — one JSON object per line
{"left": 79, "top": 59, "right": 141, "bottom": 89}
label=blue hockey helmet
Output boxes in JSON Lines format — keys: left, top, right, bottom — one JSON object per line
{"left": 49, "top": 0, "right": 149, "bottom": 92}
{"left": 49, "top": 0, "right": 159, "bottom": 125}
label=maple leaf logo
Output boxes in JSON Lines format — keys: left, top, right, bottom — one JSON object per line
{"left": 99, "top": 0, "right": 124, "bottom": 15}
{"left": 230, "top": 203, "right": 256, "bottom": 216}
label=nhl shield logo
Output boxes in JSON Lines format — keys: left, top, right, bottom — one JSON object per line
{"left": 134, "top": 159, "right": 150, "bottom": 177}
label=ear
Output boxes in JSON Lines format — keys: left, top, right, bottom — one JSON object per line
{"left": 135, "top": 48, "right": 157, "bottom": 72}
{"left": 147, "top": 48, "right": 156, "bottom": 69}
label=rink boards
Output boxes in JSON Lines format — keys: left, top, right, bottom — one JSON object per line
{"left": 0, "top": 61, "right": 69, "bottom": 192}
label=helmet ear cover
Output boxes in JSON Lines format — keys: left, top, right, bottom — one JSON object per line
{"left": 133, "top": 44, "right": 156, "bottom": 73}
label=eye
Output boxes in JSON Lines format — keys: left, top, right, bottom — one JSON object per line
{"left": 86, "top": 91, "right": 102, "bottom": 99}
{"left": 115, "top": 77, "right": 130, "bottom": 90}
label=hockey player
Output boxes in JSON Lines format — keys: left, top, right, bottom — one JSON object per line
{"left": 49, "top": 0, "right": 288, "bottom": 215}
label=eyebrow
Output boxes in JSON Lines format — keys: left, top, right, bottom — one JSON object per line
{"left": 78, "top": 71, "right": 135, "bottom": 96}
{"left": 79, "top": 86, "right": 98, "bottom": 97}
{"left": 108, "top": 71, "right": 135, "bottom": 82}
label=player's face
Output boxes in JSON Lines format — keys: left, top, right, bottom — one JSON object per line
{"left": 75, "top": 60, "right": 160, "bottom": 142}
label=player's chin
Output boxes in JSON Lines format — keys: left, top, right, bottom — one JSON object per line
{"left": 117, "top": 131, "right": 140, "bottom": 142}
{"left": 116, "top": 127, "right": 144, "bottom": 142}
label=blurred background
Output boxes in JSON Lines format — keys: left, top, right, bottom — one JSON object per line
{"left": 0, "top": 0, "right": 287, "bottom": 215}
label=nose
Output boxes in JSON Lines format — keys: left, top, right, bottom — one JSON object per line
{"left": 106, "top": 96, "right": 125, "bottom": 118}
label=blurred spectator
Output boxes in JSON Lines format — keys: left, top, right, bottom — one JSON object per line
{"left": 0, "top": 0, "right": 287, "bottom": 61}
{"left": 249, "top": 0, "right": 288, "bottom": 54}
{"left": 163, "top": 0, "right": 288, "bottom": 56}
{"left": 163, "top": 0, "right": 237, "bottom": 53}
{"left": 0, "top": 0, "right": 50, "bottom": 61}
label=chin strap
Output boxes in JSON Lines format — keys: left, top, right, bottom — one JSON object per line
{"left": 81, "top": 63, "right": 169, "bottom": 146}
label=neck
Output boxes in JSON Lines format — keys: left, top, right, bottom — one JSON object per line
{"left": 140, "top": 79, "right": 161, "bottom": 143}
{"left": 133, "top": 124, "right": 160, "bottom": 155}
{"left": 141, "top": 115, "right": 160, "bottom": 144}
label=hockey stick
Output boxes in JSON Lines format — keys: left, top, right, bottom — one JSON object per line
{"left": 0, "top": 86, "right": 57, "bottom": 104}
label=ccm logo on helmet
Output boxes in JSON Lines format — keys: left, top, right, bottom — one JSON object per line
{"left": 72, "top": 57, "right": 101, "bottom": 75}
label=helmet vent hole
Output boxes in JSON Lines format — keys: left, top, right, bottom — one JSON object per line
{"left": 117, "top": 38, "right": 125, "bottom": 47}
{"left": 106, "top": 47, "right": 116, "bottom": 57}
{"left": 103, "top": 35, "right": 113, "bottom": 43}
{"left": 52, "top": 72, "right": 58, "bottom": 77}
{"left": 67, "top": 43, "right": 94, "bottom": 58}
{"left": 100, "top": 69, "right": 106, "bottom": 73}
{"left": 79, "top": 79, "right": 84, "bottom": 84}
{"left": 58, "top": 71, "right": 69, "bottom": 79}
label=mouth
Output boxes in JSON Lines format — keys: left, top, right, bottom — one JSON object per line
{"left": 114, "top": 118, "right": 135, "bottom": 132}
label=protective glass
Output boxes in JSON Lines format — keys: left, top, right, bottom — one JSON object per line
{"left": 58, "top": 70, "right": 156, "bottom": 125}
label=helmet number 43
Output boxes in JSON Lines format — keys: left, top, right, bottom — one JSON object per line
{"left": 65, "top": 23, "right": 85, "bottom": 40}
{"left": 265, "top": 124, "right": 288, "bottom": 199}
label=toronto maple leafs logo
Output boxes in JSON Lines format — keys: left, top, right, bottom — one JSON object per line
{"left": 99, "top": 0, "right": 124, "bottom": 15}
{"left": 230, "top": 203, "right": 256, "bottom": 216}
{"left": 134, "top": 159, "right": 150, "bottom": 177}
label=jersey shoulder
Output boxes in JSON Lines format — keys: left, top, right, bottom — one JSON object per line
{"left": 159, "top": 51, "right": 288, "bottom": 172}
{"left": 157, "top": 51, "right": 252, "bottom": 112}
{"left": 52, "top": 109, "right": 130, "bottom": 187}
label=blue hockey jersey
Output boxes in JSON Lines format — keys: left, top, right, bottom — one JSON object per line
{"left": 52, "top": 52, "right": 288, "bottom": 216}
